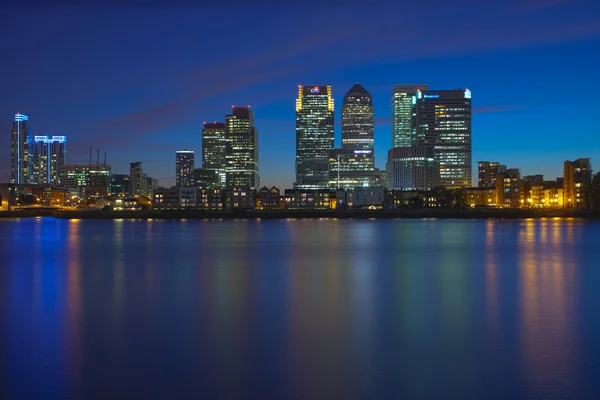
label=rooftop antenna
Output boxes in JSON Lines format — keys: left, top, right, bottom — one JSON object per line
{"left": 96, "top": 149, "right": 100, "bottom": 166}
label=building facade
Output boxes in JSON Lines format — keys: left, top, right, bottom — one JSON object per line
{"left": 202, "top": 122, "right": 228, "bottom": 186}
{"left": 328, "top": 148, "right": 374, "bottom": 189}
{"left": 478, "top": 161, "right": 500, "bottom": 188}
{"left": 564, "top": 158, "right": 592, "bottom": 208}
{"left": 414, "top": 89, "right": 472, "bottom": 188}
{"left": 342, "top": 83, "right": 374, "bottom": 155}
{"left": 225, "top": 107, "right": 259, "bottom": 190}
{"left": 11, "top": 113, "right": 32, "bottom": 184}
{"left": 386, "top": 146, "right": 440, "bottom": 191}
{"left": 130, "top": 162, "right": 143, "bottom": 197}
{"left": 31, "top": 135, "right": 67, "bottom": 185}
{"left": 391, "top": 85, "right": 428, "bottom": 148}
{"left": 60, "top": 164, "right": 111, "bottom": 199}
{"left": 294, "top": 85, "right": 334, "bottom": 189}
{"left": 175, "top": 150, "right": 195, "bottom": 187}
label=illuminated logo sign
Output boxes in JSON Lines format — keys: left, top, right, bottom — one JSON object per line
{"left": 310, "top": 87, "right": 320, "bottom": 93}
{"left": 464, "top": 89, "right": 472, "bottom": 99}
{"left": 424, "top": 94, "right": 439, "bottom": 99}
{"left": 354, "top": 150, "right": 373, "bottom": 154}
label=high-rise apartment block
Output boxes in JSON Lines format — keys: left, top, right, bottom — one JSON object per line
{"left": 130, "top": 162, "right": 143, "bottom": 197}
{"left": 391, "top": 85, "right": 428, "bottom": 148}
{"left": 31, "top": 135, "right": 67, "bottom": 185}
{"left": 10, "top": 113, "right": 31, "bottom": 184}
{"left": 413, "top": 89, "right": 472, "bottom": 188}
{"left": 295, "top": 85, "right": 334, "bottom": 189}
{"left": 202, "top": 122, "right": 228, "bottom": 186}
{"left": 564, "top": 158, "right": 592, "bottom": 208}
{"left": 175, "top": 150, "right": 195, "bottom": 187}
{"left": 225, "top": 106, "right": 259, "bottom": 190}
{"left": 478, "top": 161, "right": 500, "bottom": 188}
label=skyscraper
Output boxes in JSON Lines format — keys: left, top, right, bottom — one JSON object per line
{"left": 295, "top": 85, "right": 334, "bottom": 189}
{"left": 31, "top": 135, "right": 67, "bottom": 185}
{"left": 202, "top": 122, "right": 228, "bottom": 186}
{"left": 175, "top": 150, "right": 195, "bottom": 187}
{"left": 11, "top": 113, "right": 31, "bottom": 184}
{"left": 391, "top": 85, "right": 428, "bottom": 148}
{"left": 342, "top": 83, "right": 374, "bottom": 154}
{"left": 225, "top": 106, "right": 259, "bottom": 189}
{"left": 414, "top": 89, "right": 472, "bottom": 188}
{"left": 130, "top": 162, "right": 143, "bottom": 197}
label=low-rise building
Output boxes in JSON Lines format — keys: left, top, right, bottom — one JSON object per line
{"left": 223, "top": 187, "right": 255, "bottom": 210}
{"left": 284, "top": 189, "right": 334, "bottom": 210}
{"left": 257, "top": 186, "right": 281, "bottom": 210}
{"left": 465, "top": 187, "right": 497, "bottom": 207}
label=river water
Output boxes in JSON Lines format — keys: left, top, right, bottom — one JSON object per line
{"left": 1, "top": 218, "right": 600, "bottom": 399}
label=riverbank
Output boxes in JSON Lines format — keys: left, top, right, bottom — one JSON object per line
{"left": 38, "top": 208, "right": 600, "bottom": 219}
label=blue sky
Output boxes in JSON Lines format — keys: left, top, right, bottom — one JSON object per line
{"left": 1, "top": 0, "right": 599, "bottom": 189}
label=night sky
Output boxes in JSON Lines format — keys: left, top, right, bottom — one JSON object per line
{"left": 2, "top": 0, "right": 599, "bottom": 189}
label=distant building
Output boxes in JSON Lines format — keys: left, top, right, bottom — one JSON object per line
{"left": 31, "top": 135, "right": 67, "bottom": 185}
{"left": 328, "top": 148, "right": 374, "bottom": 189}
{"left": 465, "top": 187, "right": 497, "bottom": 207}
{"left": 223, "top": 187, "right": 255, "bottom": 210}
{"left": 257, "top": 186, "right": 281, "bottom": 210}
{"left": 523, "top": 174, "right": 544, "bottom": 186}
{"left": 342, "top": 83, "right": 374, "bottom": 156}
{"left": 564, "top": 158, "right": 592, "bottom": 208}
{"left": 130, "top": 162, "right": 143, "bottom": 197}
{"left": 496, "top": 168, "right": 523, "bottom": 207}
{"left": 11, "top": 113, "right": 32, "bottom": 184}
{"left": 111, "top": 174, "right": 131, "bottom": 197}
{"left": 295, "top": 85, "right": 334, "bottom": 189}
{"left": 60, "top": 164, "right": 111, "bottom": 199}
{"left": 225, "top": 107, "right": 259, "bottom": 190}
{"left": 478, "top": 161, "right": 500, "bottom": 188}
{"left": 391, "top": 85, "right": 428, "bottom": 148}
{"left": 202, "top": 122, "right": 228, "bottom": 186}
{"left": 386, "top": 146, "right": 440, "bottom": 191}
{"left": 194, "top": 168, "right": 220, "bottom": 188}
{"left": 338, "top": 187, "right": 385, "bottom": 209}
{"left": 373, "top": 168, "right": 386, "bottom": 188}
{"left": 413, "top": 89, "right": 472, "bottom": 188}
{"left": 176, "top": 150, "right": 195, "bottom": 187}
{"left": 284, "top": 189, "right": 334, "bottom": 210}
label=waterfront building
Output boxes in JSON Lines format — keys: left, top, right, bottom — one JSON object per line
{"left": 465, "top": 187, "right": 497, "bottom": 207}
{"left": 386, "top": 146, "right": 440, "bottom": 191}
{"left": 496, "top": 168, "right": 523, "bottom": 207}
{"left": 202, "top": 122, "right": 228, "bottom": 186}
{"left": 391, "top": 85, "right": 428, "bottom": 148}
{"left": 257, "top": 186, "right": 281, "bottom": 210}
{"left": 153, "top": 187, "right": 180, "bottom": 210}
{"left": 10, "top": 113, "right": 32, "bottom": 184}
{"left": 564, "top": 158, "right": 592, "bottom": 208}
{"left": 413, "top": 89, "right": 472, "bottom": 188}
{"left": 110, "top": 175, "right": 131, "bottom": 198}
{"left": 31, "top": 135, "right": 67, "bottom": 185}
{"left": 284, "top": 189, "right": 334, "bottom": 209}
{"left": 176, "top": 150, "right": 195, "bottom": 187}
{"left": 223, "top": 187, "right": 256, "bottom": 210}
{"left": 328, "top": 148, "right": 374, "bottom": 189}
{"left": 294, "top": 85, "right": 334, "bottom": 189}
{"left": 225, "top": 107, "right": 259, "bottom": 190}
{"left": 478, "top": 161, "right": 500, "bottom": 188}
{"left": 60, "top": 164, "right": 111, "bottom": 199}
{"left": 198, "top": 188, "right": 224, "bottom": 210}
{"left": 338, "top": 187, "right": 385, "bottom": 209}
{"left": 179, "top": 187, "right": 197, "bottom": 209}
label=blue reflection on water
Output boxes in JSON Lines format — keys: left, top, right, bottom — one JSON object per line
{"left": 1, "top": 218, "right": 600, "bottom": 399}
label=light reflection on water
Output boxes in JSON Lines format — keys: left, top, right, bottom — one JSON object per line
{"left": 1, "top": 218, "right": 600, "bottom": 399}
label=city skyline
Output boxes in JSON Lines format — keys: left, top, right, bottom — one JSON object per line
{"left": 2, "top": 1, "right": 599, "bottom": 189}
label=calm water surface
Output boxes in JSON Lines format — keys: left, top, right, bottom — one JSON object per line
{"left": 1, "top": 218, "right": 600, "bottom": 399}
